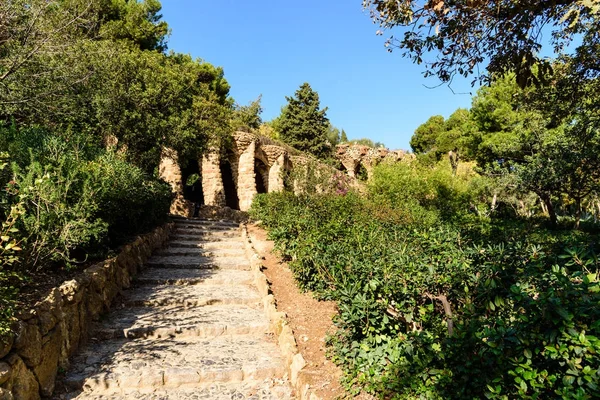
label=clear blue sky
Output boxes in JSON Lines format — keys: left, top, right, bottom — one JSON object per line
{"left": 160, "top": 0, "right": 478, "bottom": 150}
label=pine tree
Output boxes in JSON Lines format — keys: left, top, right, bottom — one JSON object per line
{"left": 340, "top": 129, "right": 348, "bottom": 143}
{"left": 277, "top": 83, "right": 331, "bottom": 158}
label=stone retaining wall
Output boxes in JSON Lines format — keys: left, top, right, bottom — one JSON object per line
{"left": 0, "top": 223, "right": 174, "bottom": 400}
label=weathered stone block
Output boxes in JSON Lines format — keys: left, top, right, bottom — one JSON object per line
{"left": 0, "top": 336, "right": 13, "bottom": 359}
{"left": 3, "top": 354, "right": 40, "bottom": 400}
{"left": 290, "top": 353, "right": 306, "bottom": 386}
{"left": 33, "top": 328, "right": 62, "bottom": 396}
{"left": 59, "top": 302, "right": 81, "bottom": 364}
{"left": 59, "top": 280, "right": 83, "bottom": 305}
{"left": 14, "top": 322, "right": 42, "bottom": 367}
{"left": 0, "top": 387, "right": 14, "bottom": 400}
{"left": 35, "top": 289, "right": 62, "bottom": 336}
{"left": 0, "top": 362, "right": 11, "bottom": 385}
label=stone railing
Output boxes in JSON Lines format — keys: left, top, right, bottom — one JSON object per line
{"left": 0, "top": 223, "right": 174, "bottom": 400}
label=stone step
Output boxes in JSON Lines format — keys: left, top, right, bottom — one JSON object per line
{"left": 146, "top": 256, "right": 249, "bottom": 270}
{"left": 63, "top": 380, "right": 293, "bottom": 399}
{"left": 94, "top": 305, "right": 269, "bottom": 340}
{"left": 172, "top": 231, "right": 239, "bottom": 240}
{"left": 167, "top": 240, "right": 245, "bottom": 250}
{"left": 171, "top": 217, "right": 239, "bottom": 227}
{"left": 121, "top": 283, "right": 262, "bottom": 307}
{"left": 155, "top": 247, "right": 246, "bottom": 258}
{"left": 175, "top": 224, "right": 239, "bottom": 232}
{"left": 134, "top": 268, "right": 254, "bottom": 286}
{"left": 135, "top": 268, "right": 254, "bottom": 286}
{"left": 65, "top": 335, "right": 286, "bottom": 394}
{"left": 170, "top": 233, "right": 242, "bottom": 242}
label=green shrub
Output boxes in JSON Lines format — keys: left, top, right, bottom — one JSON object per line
{"left": 251, "top": 191, "right": 600, "bottom": 399}
{"left": 0, "top": 159, "right": 24, "bottom": 337}
{"left": 0, "top": 127, "right": 173, "bottom": 332}
{"left": 85, "top": 152, "right": 173, "bottom": 244}
{"left": 367, "top": 161, "right": 489, "bottom": 225}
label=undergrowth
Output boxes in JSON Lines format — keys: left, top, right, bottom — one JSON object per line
{"left": 250, "top": 165, "right": 600, "bottom": 399}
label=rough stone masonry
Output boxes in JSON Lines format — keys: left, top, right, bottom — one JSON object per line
{"left": 159, "top": 131, "right": 412, "bottom": 215}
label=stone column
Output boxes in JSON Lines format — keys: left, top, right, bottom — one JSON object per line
{"left": 290, "top": 156, "right": 308, "bottom": 195}
{"left": 158, "top": 148, "right": 193, "bottom": 217}
{"left": 362, "top": 161, "right": 375, "bottom": 181}
{"left": 341, "top": 159, "right": 358, "bottom": 178}
{"left": 237, "top": 141, "right": 257, "bottom": 211}
{"left": 268, "top": 154, "right": 286, "bottom": 193}
{"left": 201, "top": 150, "right": 225, "bottom": 207}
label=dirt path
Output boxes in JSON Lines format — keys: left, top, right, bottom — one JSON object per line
{"left": 247, "top": 225, "right": 350, "bottom": 400}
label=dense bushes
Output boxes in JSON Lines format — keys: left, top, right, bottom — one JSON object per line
{"left": 0, "top": 127, "right": 173, "bottom": 334}
{"left": 1, "top": 127, "right": 173, "bottom": 267}
{"left": 250, "top": 162, "right": 600, "bottom": 399}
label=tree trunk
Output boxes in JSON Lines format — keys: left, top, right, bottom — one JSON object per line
{"left": 540, "top": 200, "right": 548, "bottom": 216}
{"left": 575, "top": 197, "right": 582, "bottom": 230}
{"left": 539, "top": 193, "right": 557, "bottom": 227}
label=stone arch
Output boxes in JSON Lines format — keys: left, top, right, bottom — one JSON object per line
{"left": 254, "top": 147, "right": 270, "bottom": 194}
{"left": 355, "top": 162, "right": 369, "bottom": 182}
{"left": 180, "top": 158, "right": 204, "bottom": 204}
{"left": 341, "top": 159, "right": 359, "bottom": 178}
{"left": 281, "top": 155, "right": 293, "bottom": 191}
{"left": 220, "top": 157, "right": 239, "bottom": 210}
{"left": 254, "top": 158, "right": 269, "bottom": 194}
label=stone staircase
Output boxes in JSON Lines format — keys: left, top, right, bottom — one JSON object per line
{"left": 59, "top": 218, "right": 293, "bottom": 399}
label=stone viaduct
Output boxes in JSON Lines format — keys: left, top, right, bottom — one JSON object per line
{"left": 159, "top": 131, "right": 410, "bottom": 214}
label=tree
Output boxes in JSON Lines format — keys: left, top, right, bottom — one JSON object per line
{"left": 437, "top": 108, "right": 479, "bottom": 160}
{"left": 469, "top": 71, "right": 600, "bottom": 226}
{"left": 363, "top": 0, "right": 599, "bottom": 87}
{"left": 0, "top": 0, "right": 232, "bottom": 172}
{"left": 410, "top": 115, "right": 445, "bottom": 154}
{"left": 277, "top": 83, "right": 331, "bottom": 158}
{"left": 231, "top": 95, "right": 263, "bottom": 132}
{"left": 258, "top": 121, "right": 279, "bottom": 140}
{"left": 89, "top": 47, "right": 232, "bottom": 170}
{"left": 340, "top": 129, "right": 348, "bottom": 143}
{"left": 327, "top": 123, "right": 341, "bottom": 146}
{"left": 0, "top": 0, "right": 95, "bottom": 112}
{"left": 93, "top": 0, "right": 170, "bottom": 52}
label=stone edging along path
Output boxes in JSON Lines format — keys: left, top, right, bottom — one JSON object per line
{"left": 0, "top": 223, "right": 175, "bottom": 400}
{"left": 241, "top": 225, "right": 323, "bottom": 400}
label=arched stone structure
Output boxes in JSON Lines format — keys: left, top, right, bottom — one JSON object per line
{"left": 336, "top": 144, "right": 412, "bottom": 180}
{"left": 158, "top": 147, "right": 193, "bottom": 216}
{"left": 159, "top": 132, "right": 411, "bottom": 215}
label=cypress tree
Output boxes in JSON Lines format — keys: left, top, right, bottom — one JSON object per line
{"left": 278, "top": 83, "right": 331, "bottom": 159}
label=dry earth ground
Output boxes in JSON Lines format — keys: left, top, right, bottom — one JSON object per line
{"left": 248, "top": 224, "right": 374, "bottom": 400}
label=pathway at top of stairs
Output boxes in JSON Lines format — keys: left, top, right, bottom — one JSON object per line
{"left": 58, "top": 218, "right": 293, "bottom": 399}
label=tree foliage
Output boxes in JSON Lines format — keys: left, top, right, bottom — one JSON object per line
{"left": 412, "top": 67, "right": 600, "bottom": 227}
{"left": 0, "top": 0, "right": 235, "bottom": 337}
{"left": 277, "top": 83, "right": 332, "bottom": 159}
{"left": 231, "top": 95, "right": 263, "bottom": 132}
{"left": 411, "top": 110, "right": 478, "bottom": 161}
{"left": 363, "top": 0, "right": 600, "bottom": 87}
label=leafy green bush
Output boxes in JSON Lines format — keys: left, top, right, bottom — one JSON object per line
{"left": 368, "top": 160, "right": 489, "bottom": 225}
{"left": 3, "top": 130, "right": 173, "bottom": 269}
{"left": 0, "top": 158, "right": 24, "bottom": 337}
{"left": 0, "top": 127, "right": 173, "bottom": 332}
{"left": 251, "top": 190, "right": 600, "bottom": 399}
{"left": 85, "top": 152, "right": 173, "bottom": 245}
